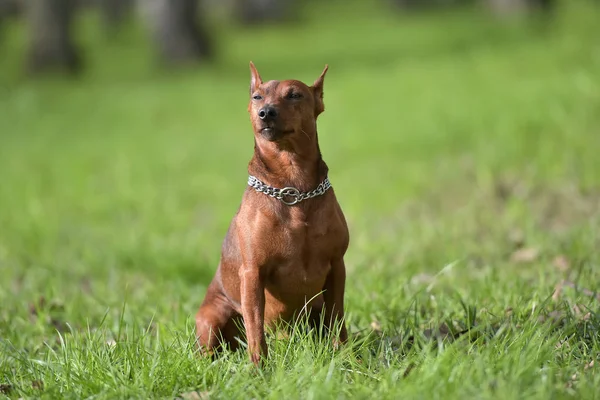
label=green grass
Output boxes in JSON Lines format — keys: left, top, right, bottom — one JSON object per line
{"left": 1, "top": 1, "right": 600, "bottom": 398}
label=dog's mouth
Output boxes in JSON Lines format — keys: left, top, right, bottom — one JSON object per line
{"left": 259, "top": 126, "right": 294, "bottom": 141}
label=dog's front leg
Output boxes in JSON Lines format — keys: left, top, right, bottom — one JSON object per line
{"left": 323, "top": 258, "right": 348, "bottom": 348}
{"left": 240, "top": 267, "right": 267, "bottom": 365}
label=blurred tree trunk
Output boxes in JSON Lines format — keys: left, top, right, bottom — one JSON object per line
{"left": 529, "top": 0, "right": 555, "bottom": 12}
{"left": 391, "top": 0, "right": 471, "bottom": 10}
{"left": 235, "top": 0, "right": 293, "bottom": 25}
{"left": 99, "top": 0, "right": 132, "bottom": 31}
{"left": 140, "top": 0, "right": 211, "bottom": 65}
{"left": 0, "top": 0, "right": 21, "bottom": 16}
{"left": 486, "top": 0, "right": 528, "bottom": 14}
{"left": 25, "top": 0, "right": 81, "bottom": 74}
{"left": 485, "top": 0, "right": 555, "bottom": 15}
{"left": 0, "top": 0, "right": 21, "bottom": 41}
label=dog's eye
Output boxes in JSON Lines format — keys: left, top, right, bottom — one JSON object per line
{"left": 252, "top": 94, "right": 263, "bottom": 101}
{"left": 287, "top": 92, "right": 303, "bottom": 100}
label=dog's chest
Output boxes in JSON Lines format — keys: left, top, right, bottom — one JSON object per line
{"left": 266, "top": 211, "right": 340, "bottom": 290}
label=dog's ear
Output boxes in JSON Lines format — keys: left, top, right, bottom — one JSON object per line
{"left": 312, "top": 64, "right": 328, "bottom": 116}
{"left": 249, "top": 61, "right": 263, "bottom": 93}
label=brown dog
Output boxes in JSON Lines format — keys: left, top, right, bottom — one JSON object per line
{"left": 195, "top": 62, "right": 349, "bottom": 365}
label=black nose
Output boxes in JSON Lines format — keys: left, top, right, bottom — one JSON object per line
{"left": 258, "top": 106, "right": 278, "bottom": 121}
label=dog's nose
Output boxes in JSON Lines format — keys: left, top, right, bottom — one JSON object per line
{"left": 258, "top": 106, "right": 278, "bottom": 121}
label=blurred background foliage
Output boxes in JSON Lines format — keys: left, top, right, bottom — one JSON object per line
{"left": 0, "top": 0, "right": 584, "bottom": 79}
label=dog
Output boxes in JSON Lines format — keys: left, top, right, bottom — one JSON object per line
{"left": 195, "top": 62, "right": 349, "bottom": 365}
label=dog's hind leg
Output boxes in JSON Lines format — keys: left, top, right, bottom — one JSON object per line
{"left": 195, "top": 282, "right": 243, "bottom": 355}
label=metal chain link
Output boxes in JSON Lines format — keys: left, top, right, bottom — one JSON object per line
{"left": 247, "top": 175, "right": 332, "bottom": 206}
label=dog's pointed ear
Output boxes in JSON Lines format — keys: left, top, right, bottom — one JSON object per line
{"left": 249, "top": 61, "right": 262, "bottom": 93}
{"left": 312, "top": 64, "right": 328, "bottom": 116}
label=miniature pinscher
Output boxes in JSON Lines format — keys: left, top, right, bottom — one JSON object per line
{"left": 195, "top": 62, "right": 349, "bottom": 365}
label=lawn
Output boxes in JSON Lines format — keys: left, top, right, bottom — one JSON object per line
{"left": 0, "top": 1, "right": 599, "bottom": 398}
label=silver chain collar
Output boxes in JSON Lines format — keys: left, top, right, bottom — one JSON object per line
{"left": 247, "top": 175, "right": 332, "bottom": 206}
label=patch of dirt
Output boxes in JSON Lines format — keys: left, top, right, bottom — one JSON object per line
{"left": 0, "top": 384, "right": 13, "bottom": 394}
{"left": 421, "top": 322, "right": 468, "bottom": 341}
{"left": 510, "top": 247, "right": 539, "bottom": 263}
{"left": 552, "top": 280, "right": 600, "bottom": 303}
{"left": 552, "top": 255, "right": 570, "bottom": 272}
{"left": 179, "top": 391, "right": 211, "bottom": 400}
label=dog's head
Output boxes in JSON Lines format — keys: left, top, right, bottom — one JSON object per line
{"left": 247, "top": 62, "right": 328, "bottom": 143}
